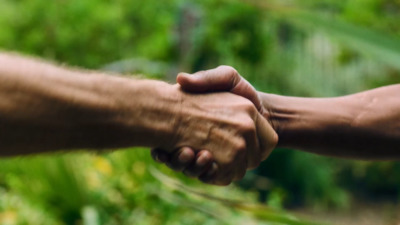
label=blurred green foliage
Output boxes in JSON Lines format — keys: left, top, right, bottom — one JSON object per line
{"left": 1, "top": 0, "right": 400, "bottom": 224}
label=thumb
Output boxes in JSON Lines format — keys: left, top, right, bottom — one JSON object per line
{"left": 177, "top": 66, "right": 238, "bottom": 93}
{"left": 177, "top": 66, "right": 263, "bottom": 112}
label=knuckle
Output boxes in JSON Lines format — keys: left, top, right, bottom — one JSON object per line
{"left": 244, "top": 102, "right": 257, "bottom": 114}
{"left": 240, "top": 118, "right": 256, "bottom": 133}
{"left": 234, "top": 139, "right": 247, "bottom": 154}
{"left": 218, "top": 65, "right": 238, "bottom": 75}
{"left": 217, "top": 65, "right": 240, "bottom": 87}
{"left": 221, "top": 139, "right": 246, "bottom": 163}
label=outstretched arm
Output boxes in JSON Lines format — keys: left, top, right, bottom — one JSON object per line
{"left": 0, "top": 54, "right": 276, "bottom": 185}
{"left": 0, "top": 53, "right": 181, "bottom": 154}
{"left": 262, "top": 85, "right": 400, "bottom": 159}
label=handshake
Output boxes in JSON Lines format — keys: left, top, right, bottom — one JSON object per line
{"left": 2, "top": 53, "right": 397, "bottom": 186}
{"left": 150, "top": 66, "right": 278, "bottom": 186}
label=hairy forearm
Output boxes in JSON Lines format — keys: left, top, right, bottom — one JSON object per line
{"left": 260, "top": 85, "right": 400, "bottom": 160}
{"left": 0, "top": 53, "right": 179, "bottom": 155}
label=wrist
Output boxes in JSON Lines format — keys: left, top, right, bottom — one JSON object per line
{"left": 258, "top": 93, "right": 283, "bottom": 142}
{"left": 107, "top": 77, "right": 182, "bottom": 149}
{"left": 259, "top": 92, "right": 355, "bottom": 150}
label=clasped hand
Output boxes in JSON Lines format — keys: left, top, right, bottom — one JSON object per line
{"left": 152, "top": 66, "right": 278, "bottom": 186}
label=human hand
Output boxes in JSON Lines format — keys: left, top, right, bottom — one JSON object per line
{"left": 152, "top": 66, "right": 277, "bottom": 185}
{"left": 155, "top": 84, "right": 277, "bottom": 185}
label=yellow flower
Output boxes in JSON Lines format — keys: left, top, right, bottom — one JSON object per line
{"left": 94, "top": 157, "right": 113, "bottom": 176}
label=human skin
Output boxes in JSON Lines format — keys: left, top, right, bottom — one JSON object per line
{"left": 0, "top": 53, "right": 277, "bottom": 186}
{"left": 153, "top": 66, "right": 400, "bottom": 179}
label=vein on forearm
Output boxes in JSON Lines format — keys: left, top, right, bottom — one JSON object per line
{"left": 258, "top": 85, "right": 400, "bottom": 159}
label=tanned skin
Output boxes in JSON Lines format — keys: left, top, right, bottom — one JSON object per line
{"left": 153, "top": 66, "right": 400, "bottom": 181}
{"left": 0, "top": 53, "right": 277, "bottom": 186}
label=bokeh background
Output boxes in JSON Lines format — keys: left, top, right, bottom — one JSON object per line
{"left": 1, "top": 0, "right": 400, "bottom": 224}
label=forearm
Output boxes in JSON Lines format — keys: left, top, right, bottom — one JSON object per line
{"left": 260, "top": 85, "right": 400, "bottom": 160}
{"left": 0, "top": 53, "right": 179, "bottom": 155}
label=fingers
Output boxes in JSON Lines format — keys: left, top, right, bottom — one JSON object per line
{"left": 152, "top": 147, "right": 216, "bottom": 178}
{"left": 177, "top": 66, "right": 239, "bottom": 93}
{"left": 204, "top": 113, "right": 276, "bottom": 186}
{"left": 255, "top": 112, "right": 278, "bottom": 161}
{"left": 183, "top": 150, "right": 213, "bottom": 177}
{"left": 168, "top": 147, "right": 197, "bottom": 171}
{"left": 152, "top": 146, "right": 250, "bottom": 186}
{"left": 152, "top": 147, "right": 196, "bottom": 172}
{"left": 151, "top": 147, "right": 231, "bottom": 185}
{"left": 207, "top": 139, "right": 247, "bottom": 186}
{"left": 151, "top": 117, "right": 275, "bottom": 185}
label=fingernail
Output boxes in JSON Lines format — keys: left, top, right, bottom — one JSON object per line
{"left": 196, "top": 153, "right": 210, "bottom": 167}
{"left": 178, "top": 148, "right": 193, "bottom": 163}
